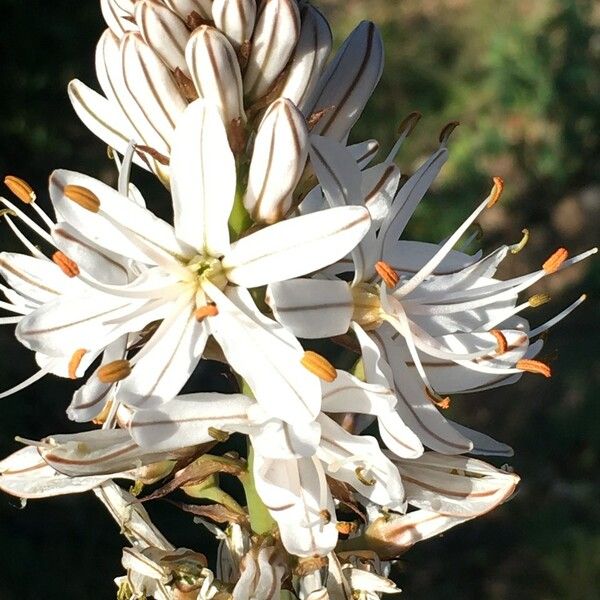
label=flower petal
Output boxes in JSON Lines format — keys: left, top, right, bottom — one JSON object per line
{"left": 223, "top": 206, "right": 371, "bottom": 288}
{"left": 266, "top": 278, "right": 353, "bottom": 339}
{"left": 170, "top": 99, "right": 236, "bottom": 255}
{"left": 207, "top": 285, "right": 321, "bottom": 424}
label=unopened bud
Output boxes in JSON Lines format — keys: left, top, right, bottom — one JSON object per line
{"left": 244, "top": 98, "right": 308, "bottom": 224}
{"left": 212, "top": 0, "right": 257, "bottom": 50}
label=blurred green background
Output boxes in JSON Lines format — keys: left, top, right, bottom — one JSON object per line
{"left": 0, "top": 0, "right": 598, "bottom": 598}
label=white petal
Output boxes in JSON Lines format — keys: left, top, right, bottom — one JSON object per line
{"left": 266, "top": 278, "right": 353, "bottom": 339}
{"left": 185, "top": 26, "right": 246, "bottom": 126}
{"left": 171, "top": 100, "right": 236, "bottom": 255}
{"left": 279, "top": 5, "right": 332, "bottom": 111}
{"left": 244, "top": 98, "right": 309, "bottom": 224}
{"left": 243, "top": 0, "right": 301, "bottom": 101}
{"left": 349, "top": 139, "right": 380, "bottom": 169}
{"left": 212, "top": 0, "right": 257, "bottom": 50}
{"left": 162, "top": 0, "right": 212, "bottom": 20}
{"left": 101, "top": 0, "right": 137, "bottom": 38}
{"left": 448, "top": 421, "right": 514, "bottom": 457}
{"left": 307, "top": 21, "right": 383, "bottom": 142}
{"left": 207, "top": 285, "right": 321, "bottom": 424}
{"left": 129, "top": 393, "right": 253, "bottom": 451}
{"left": 50, "top": 170, "right": 191, "bottom": 263}
{"left": 118, "top": 299, "right": 205, "bottom": 408}
{"left": 371, "top": 331, "right": 473, "bottom": 455}
{"left": 253, "top": 455, "right": 338, "bottom": 557}
{"left": 395, "top": 452, "right": 520, "bottom": 517}
{"left": 0, "top": 446, "right": 115, "bottom": 499}
{"left": 223, "top": 206, "right": 371, "bottom": 288}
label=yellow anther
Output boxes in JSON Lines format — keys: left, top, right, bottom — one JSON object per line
{"left": 68, "top": 348, "right": 88, "bottom": 380}
{"left": 542, "top": 248, "right": 568, "bottom": 274}
{"left": 52, "top": 251, "right": 80, "bottom": 278}
{"left": 490, "top": 329, "right": 508, "bottom": 354}
{"left": 487, "top": 177, "right": 504, "bottom": 208}
{"left": 352, "top": 283, "right": 383, "bottom": 331}
{"left": 208, "top": 427, "right": 230, "bottom": 443}
{"left": 528, "top": 293, "right": 551, "bottom": 308}
{"left": 397, "top": 111, "right": 422, "bottom": 137}
{"left": 301, "top": 351, "right": 337, "bottom": 383}
{"left": 194, "top": 303, "right": 219, "bottom": 321}
{"left": 511, "top": 228, "right": 530, "bottom": 254}
{"left": 0, "top": 209, "right": 17, "bottom": 218}
{"left": 516, "top": 359, "right": 551, "bottom": 378}
{"left": 355, "top": 466, "right": 376, "bottom": 486}
{"left": 64, "top": 185, "right": 100, "bottom": 213}
{"left": 439, "top": 120, "right": 460, "bottom": 144}
{"left": 106, "top": 146, "right": 115, "bottom": 160}
{"left": 4, "top": 175, "right": 36, "bottom": 204}
{"left": 374, "top": 261, "right": 399, "bottom": 288}
{"left": 97, "top": 359, "right": 132, "bottom": 384}
{"left": 425, "top": 387, "right": 451, "bottom": 409}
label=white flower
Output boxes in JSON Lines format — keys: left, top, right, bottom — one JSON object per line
{"left": 267, "top": 132, "right": 597, "bottom": 454}
{"left": 0, "top": 100, "right": 370, "bottom": 434}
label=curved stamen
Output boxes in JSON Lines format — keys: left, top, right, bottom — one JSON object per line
{"left": 0, "top": 362, "right": 56, "bottom": 399}
{"left": 528, "top": 294, "right": 587, "bottom": 338}
{"left": 4, "top": 215, "right": 47, "bottom": 259}
{"left": 0, "top": 197, "right": 55, "bottom": 245}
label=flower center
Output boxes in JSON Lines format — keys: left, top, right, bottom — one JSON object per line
{"left": 351, "top": 283, "right": 383, "bottom": 330}
{"left": 186, "top": 255, "right": 228, "bottom": 291}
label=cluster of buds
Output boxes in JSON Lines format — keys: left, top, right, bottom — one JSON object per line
{"left": 0, "top": 1, "right": 595, "bottom": 598}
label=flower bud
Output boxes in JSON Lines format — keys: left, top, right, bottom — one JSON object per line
{"left": 135, "top": 0, "right": 190, "bottom": 74}
{"left": 186, "top": 26, "right": 246, "bottom": 126}
{"left": 244, "top": 98, "right": 308, "bottom": 223}
{"left": 279, "top": 5, "right": 332, "bottom": 111}
{"left": 162, "top": 0, "right": 213, "bottom": 20}
{"left": 101, "top": 0, "right": 136, "bottom": 39}
{"left": 243, "top": 0, "right": 301, "bottom": 102}
{"left": 120, "top": 32, "right": 188, "bottom": 157}
{"left": 212, "top": 0, "right": 257, "bottom": 50}
{"left": 307, "top": 21, "right": 383, "bottom": 142}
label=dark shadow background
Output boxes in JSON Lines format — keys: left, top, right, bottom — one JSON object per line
{"left": 0, "top": 1, "right": 598, "bottom": 598}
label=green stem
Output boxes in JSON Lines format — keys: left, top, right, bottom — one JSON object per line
{"left": 194, "top": 486, "right": 246, "bottom": 516}
{"left": 229, "top": 187, "right": 252, "bottom": 241}
{"left": 240, "top": 445, "right": 276, "bottom": 535}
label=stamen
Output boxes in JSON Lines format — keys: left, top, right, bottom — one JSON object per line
{"left": 425, "top": 387, "right": 451, "bottom": 409}
{"left": 490, "top": 329, "right": 508, "bottom": 354}
{"left": 528, "top": 293, "right": 551, "bottom": 308}
{"left": 208, "top": 427, "right": 230, "bottom": 443}
{"left": 397, "top": 111, "right": 422, "bottom": 137}
{"left": 516, "top": 359, "right": 551, "bottom": 378}
{"left": 355, "top": 466, "right": 376, "bottom": 486}
{"left": 4, "top": 176, "right": 36, "bottom": 204}
{"left": 0, "top": 208, "right": 16, "bottom": 218}
{"left": 319, "top": 509, "right": 332, "bottom": 524}
{"left": 487, "top": 177, "right": 504, "bottom": 208}
{"left": 542, "top": 248, "right": 568, "bottom": 274}
{"left": 301, "top": 351, "right": 337, "bottom": 383}
{"left": 68, "top": 349, "right": 87, "bottom": 380}
{"left": 52, "top": 251, "right": 80, "bottom": 278}
{"left": 106, "top": 146, "right": 115, "bottom": 160}
{"left": 195, "top": 303, "right": 219, "bottom": 321}
{"left": 136, "top": 145, "right": 170, "bottom": 166}
{"left": 511, "top": 228, "right": 530, "bottom": 254}
{"left": 374, "top": 261, "right": 399, "bottom": 288}
{"left": 64, "top": 185, "right": 100, "bottom": 213}
{"left": 97, "top": 359, "right": 132, "bottom": 384}
{"left": 439, "top": 120, "right": 460, "bottom": 145}
{"left": 336, "top": 522, "right": 358, "bottom": 535}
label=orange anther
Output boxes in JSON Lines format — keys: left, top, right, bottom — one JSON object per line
{"left": 490, "top": 329, "right": 508, "bottom": 354}
{"left": 98, "top": 359, "right": 131, "bottom": 384}
{"left": 542, "top": 248, "right": 568, "bottom": 274}
{"left": 4, "top": 175, "right": 36, "bottom": 203}
{"left": 52, "top": 251, "right": 80, "bottom": 278}
{"left": 375, "top": 261, "right": 399, "bottom": 288}
{"left": 425, "top": 387, "right": 451, "bottom": 409}
{"left": 195, "top": 303, "right": 219, "bottom": 321}
{"left": 516, "top": 359, "right": 552, "bottom": 378}
{"left": 487, "top": 177, "right": 504, "bottom": 208}
{"left": 64, "top": 185, "right": 100, "bottom": 213}
{"left": 301, "top": 351, "right": 337, "bottom": 383}
{"left": 68, "top": 348, "right": 87, "bottom": 380}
